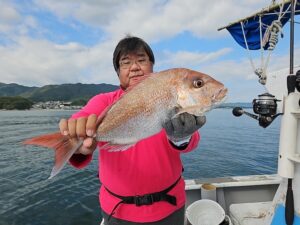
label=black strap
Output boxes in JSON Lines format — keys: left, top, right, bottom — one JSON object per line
{"left": 105, "top": 175, "right": 182, "bottom": 221}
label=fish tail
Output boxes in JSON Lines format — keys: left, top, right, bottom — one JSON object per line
{"left": 23, "top": 132, "right": 83, "bottom": 179}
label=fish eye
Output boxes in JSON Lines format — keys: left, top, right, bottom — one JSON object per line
{"left": 193, "top": 79, "right": 204, "bottom": 88}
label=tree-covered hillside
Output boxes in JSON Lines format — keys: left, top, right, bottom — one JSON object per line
{"left": 0, "top": 83, "right": 118, "bottom": 102}
{"left": 0, "top": 96, "right": 33, "bottom": 110}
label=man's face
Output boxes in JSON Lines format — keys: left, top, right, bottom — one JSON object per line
{"left": 118, "top": 50, "right": 153, "bottom": 90}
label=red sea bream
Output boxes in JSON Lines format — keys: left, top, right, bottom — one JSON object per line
{"left": 24, "top": 68, "right": 228, "bottom": 178}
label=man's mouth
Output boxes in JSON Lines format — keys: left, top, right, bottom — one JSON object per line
{"left": 129, "top": 74, "right": 144, "bottom": 81}
{"left": 129, "top": 72, "right": 143, "bottom": 78}
{"left": 131, "top": 76, "right": 142, "bottom": 80}
{"left": 128, "top": 74, "right": 145, "bottom": 88}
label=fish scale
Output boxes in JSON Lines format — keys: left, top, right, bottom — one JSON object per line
{"left": 98, "top": 74, "right": 174, "bottom": 133}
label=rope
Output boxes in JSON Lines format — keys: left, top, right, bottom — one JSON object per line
{"left": 262, "top": 0, "right": 288, "bottom": 81}
{"left": 264, "top": 0, "right": 289, "bottom": 50}
{"left": 240, "top": 21, "right": 257, "bottom": 73}
{"left": 259, "top": 16, "right": 264, "bottom": 69}
{"left": 240, "top": 0, "right": 290, "bottom": 85}
{"left": 258, "top": 16, "right": 267, "bottom": 85}
{"left": 267, "top": 20, "right": 283, "bottom": 50}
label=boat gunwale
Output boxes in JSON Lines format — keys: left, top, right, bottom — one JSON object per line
{"left": 185, "top": 174, "right": 281, "bottom": 190}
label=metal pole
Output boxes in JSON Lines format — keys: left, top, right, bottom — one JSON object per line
{"left": 290, "top": 0, "right": 295, "bottom": 75}
{"left": 285, "top": 2, "right": 296, "bottom": 224}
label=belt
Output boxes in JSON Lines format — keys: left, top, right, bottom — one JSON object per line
{"left": 105, "top": 175, "right": 182, "bottom": 221}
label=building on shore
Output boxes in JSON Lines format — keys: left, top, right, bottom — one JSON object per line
{"left": 32, "top": 101, "right": 82, "bottom": 110}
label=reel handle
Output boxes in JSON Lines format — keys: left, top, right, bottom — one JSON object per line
{"left": 232, "top": 107, "right": 259, "bottom": 120}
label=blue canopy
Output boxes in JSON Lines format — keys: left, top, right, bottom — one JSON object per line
{"left": 224, "top": 0, "right": 300, "bottom": 50}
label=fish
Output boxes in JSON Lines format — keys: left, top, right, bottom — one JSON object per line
{"left": 23, "top": 68, "right": 228, "bottom": 179}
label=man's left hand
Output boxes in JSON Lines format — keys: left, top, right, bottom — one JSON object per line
{"left": 163, "top": 113, "right": 206, "bottom": 142}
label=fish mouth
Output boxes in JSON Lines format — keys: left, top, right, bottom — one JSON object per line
{"left": 212, "top": 87, "right": 228, "bottom": 104}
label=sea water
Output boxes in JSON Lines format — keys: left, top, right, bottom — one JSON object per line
{"left": 0, "top": 109, "right": 280, "bottom": 225}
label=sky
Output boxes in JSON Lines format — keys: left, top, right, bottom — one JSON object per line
{"left": 0, "top": 0, "right": 299, "bottom": 102}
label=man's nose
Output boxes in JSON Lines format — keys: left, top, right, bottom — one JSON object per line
{"left": 130, "top": 61, "right": 141, "bottom": 70}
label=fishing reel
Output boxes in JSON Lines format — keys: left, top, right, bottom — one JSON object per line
{"left": 233, "top": 93, "right": 282, "bottom": 128}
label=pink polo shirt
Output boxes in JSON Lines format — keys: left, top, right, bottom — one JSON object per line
{"left": 69, "top": 88, "right": 200, "bottom": 222}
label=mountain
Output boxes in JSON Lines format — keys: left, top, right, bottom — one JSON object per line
{"left": 0, "top": 82, "right": 119, "bottom": 102}
{"left": 0, "top": 83, "right": 38, "bottom": 97}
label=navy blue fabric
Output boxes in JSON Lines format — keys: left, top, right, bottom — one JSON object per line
{"left": 226, "top": 1, "right": 300, "bottom": 50}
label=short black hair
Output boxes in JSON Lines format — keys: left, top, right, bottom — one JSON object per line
{"left": 113, "top": 36, "right": 155, "bottom": 73}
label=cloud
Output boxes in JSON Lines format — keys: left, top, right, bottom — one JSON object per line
{"left": 158, "top": 48, "right": 232, "bottom": 69}
{"left": 0, "top": 0, "right": 21, "bottom": 33}
{"left": 269, "top": 48, "right": 300, "bottom": 72}
{"left": 32, "top": 0, "right": 269, "bottom": 41}
{"left": 33, "top": 0, "right": 127, "bottom": 29}
{"left": 0, "top": 37, "right": 119, "bottom": 86}
{"left": 95, "top": 0, "right": 270, "bottom": 41}
{"left": 0, "top": 1, "right": 40, "bottom": 42}
{"left": 0, "top": 0, "right": 281, "bottom": 42}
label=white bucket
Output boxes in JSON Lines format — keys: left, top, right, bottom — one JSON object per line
{"left": 186, "top": 199, "right": 228, "bottom": 225}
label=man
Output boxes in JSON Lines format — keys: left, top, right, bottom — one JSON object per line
{"left": 59, "top": 36, "right": 206, "bottom": 225}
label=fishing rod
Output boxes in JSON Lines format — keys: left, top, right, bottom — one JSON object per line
{"left": 285, "top": 0, "right": 296, "bottom": 224}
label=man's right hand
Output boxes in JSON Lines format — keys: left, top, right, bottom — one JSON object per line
{"left": 59, "top": 114, "right": 98, "bottom": 155}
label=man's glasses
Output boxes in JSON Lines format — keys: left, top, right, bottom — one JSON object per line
{"left": 119, "top": 58, "right": 150, "bottom": 69}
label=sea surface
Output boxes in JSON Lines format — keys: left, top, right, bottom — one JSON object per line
{"left": 0, "top": 109, "right": 280, "bottom": 225}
